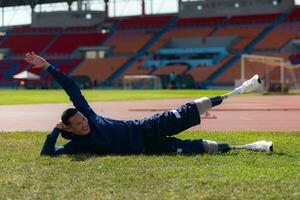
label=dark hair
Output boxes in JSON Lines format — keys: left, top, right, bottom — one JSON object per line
{"left": 61, "top": 130, "right": 73, "bottom": 140}
{"left": 61, "top": 108, "right": 78, "bottom": 125}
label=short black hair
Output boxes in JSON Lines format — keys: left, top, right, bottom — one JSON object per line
{"left": 61, "top": 108, "right": 78, "bottom": 125}
{"left": 61, "top": 130, "right": 73, "bottom": 140}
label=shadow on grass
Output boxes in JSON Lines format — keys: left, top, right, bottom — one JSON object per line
{"left": 268, "top": 151, "right": 294, "bottom": 157}
{"left": 70, "top": 154, "right": 94, "bottom": 161}
{"left": 67, "top": 150, "right": 292, "bottom": 162}
{"left": 69, "top": 152, "right": 206, "bottom": 161}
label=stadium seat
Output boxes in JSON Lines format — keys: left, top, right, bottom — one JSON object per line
{"left": 285, "top": 7, "right": 300, "bottom": 21}
{"left": 45, "top": 32, "right": 108, "bottom": 55}
{"left": 227, "top": 13, "right": 280, "bottom": 24}
{"left": 290, "top": 52, "right": 300, "bottom": 63}
{"left": 0, "top": 34, "right": 55, "bottom": 55}
{"left": 175, "top": 16, "right": 226, "bottom": 27}
{"left": 0, "top": 11, "right": 297, "bottom": 88}
{"left": 214, "top": 53, "right": 291, "bottom": 85}
{"left": 186, "top": 55, "right": 233, "bottom": 83}
{"left": 254, "top": 22, "right": 300, "bottom": 50}
{"left": 106, "top": 30, "right": 153, "bottom": 54}
{"left": 254, "top": 32, "right": 294, "bottom": 50}
{"left": 72, "top": 57, "right": 129, "bottom": 84}
{"left": 64, "top": 24, "right": 100, "bottom": 32}
{"left": 0, "top": 60, "right": 28, "bottom": 81}
{"left": 115, "top": 57, "right": 152, "bottom": 84}
{"left": 152, "top": 64, "right": 188, "bottom": 76}
{"left": 10, "top": 25, "right": 61, "bottom": 33}
{"left": 148, "top": 27, "right": 213, "bottom": 53}
{"left": 213, "top": 25, "right": 265, "bottom": 51}
{"left": 28, "top": 59, "right": 81, "bottom": 81}
{"left": 119, "top": 15, "right": 173, "bottom": 29}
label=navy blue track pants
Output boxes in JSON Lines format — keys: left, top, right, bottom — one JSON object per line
{"left": 139, "top": 102, "right": 205, "bottom": 154}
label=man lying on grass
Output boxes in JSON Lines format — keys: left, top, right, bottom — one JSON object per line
{"left": 25, "top": 52, "right": 272, "bottom": 156}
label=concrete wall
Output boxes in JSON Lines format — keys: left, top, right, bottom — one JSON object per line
{"left": 179, "top": 0, "right": 294, "bottom": 18}
{"left": 32, "top": 11, "right": 105, "bottom": 27}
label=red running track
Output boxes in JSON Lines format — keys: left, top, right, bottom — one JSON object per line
{"left": 0, "top": 96, "right": 300, "bottom": 132}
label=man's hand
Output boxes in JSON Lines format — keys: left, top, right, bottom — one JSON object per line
{"left": 25, "top": 52, "right": 50, "bottom": 69}
{"left": 55, "top": 121, "right": 66, "bottom": 130}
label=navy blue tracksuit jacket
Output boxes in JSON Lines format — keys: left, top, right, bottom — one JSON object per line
{"left": 41, "top": 65, "right": 205, "bottom": 156}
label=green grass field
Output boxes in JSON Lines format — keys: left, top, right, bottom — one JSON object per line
{"left": 0, "top": 89, "right": 299, "bottom": 199}
{"left": 0, "top": 89, "right": 233, "bottom": 105}
{"left": 0, "top": 131, "right": 299, "bottom": 200}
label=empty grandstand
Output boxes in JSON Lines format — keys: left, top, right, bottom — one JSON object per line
{"left": 0, "top": 0, "right": 299, "bottom": 91}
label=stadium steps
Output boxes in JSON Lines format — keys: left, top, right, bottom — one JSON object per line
{"left": 38, "top": 58, "right": 84, "bottom": 80}
{"left": 149, "top": 67, "right": 157, "bottom": 75}
{"left": 39, "top": 29, "right": 63, "bottom": 55}
{"left": 205, "top": 9, "right": 293, "bottom": 86}
{"left": 132, "top": 67, "right": 158, "bottom": 89}
{"left": 104, "top": 15, "right": 178, "bottom": 85}
{"left": 208, "top": 16, "right": 229, "bottom": 37}
{"left": 100, "top": 23, "right": 118, "bottom": 46}
{"left": 243, "top": 8, "right": 293, "bottom": 53}
{"left": 205, "top": 53, "right": 241, "bottom": 86}
{"left": 20, "top": 30, "right": 64, "bottom": 72}
{"left": 182, "top": 67, "right": 191, "bottom": 75}
{"left": 68, "top": 57, "right": 85, "bottom": 75}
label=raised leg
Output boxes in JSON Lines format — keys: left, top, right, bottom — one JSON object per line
{"left": 194, "top": 74, "right": 262, "bottom": 116}
{"left": 222, "top": 74, "right": 262, "bottom": 99}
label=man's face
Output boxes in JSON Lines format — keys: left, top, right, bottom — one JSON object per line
{"left": 67, "top": 112, "right": 90, "bottom": 136}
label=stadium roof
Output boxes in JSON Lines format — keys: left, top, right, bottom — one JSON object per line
{"left": 0, "top": 0, "right": 77, "bottom": 8}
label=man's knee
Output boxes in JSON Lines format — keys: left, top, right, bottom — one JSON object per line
{"left": 193, "top": 97, "right": 212, "bottom": 115}
{"left": 202, "top": 140, "right": 231, "bottom": 154}
{"left": 202, "top": 140, "right": 218, "bottom": 154}
{"left": 193, "top": 96, "right": 223, "bottom": 115}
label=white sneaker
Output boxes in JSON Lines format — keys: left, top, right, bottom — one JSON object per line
{"left": 233, "top": 74, "right": 262, "bottom": 94}
{"left": 245, "top": 140, "right": 273, "bottom": 152}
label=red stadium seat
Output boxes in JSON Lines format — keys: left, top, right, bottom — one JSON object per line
{"left": 152, "top": 64, "right": 188, "bottom": 75}
{"left": 175, "top": 16, "right": 226, "bottom": 27}
{"left": 29, "top": 59, "right": 81, "bottom": 81}
{"left": 64, "top": 24, "right": 100, "bottom": 32}
{"left": 213, "top": 25, "right": 265, "bottom": 51}
{"left": 186, "top": 56, "right": 233, "bottom": 83}
{"left": 45, "top": 33, "right": 108, "bottom": 55}
{"left": 106, "top": 30, "right": 153, "bottom": 54}
{"left": 214, "top": 53, "right": 291, "bottom": 85}
{"left": 72, "top": 57, "right": 129, "bottom": 84}
{"left": 0, "top": 34, "right": 55, "bottom": 55}
{"left": 119, "top": 15, "right": 173, "bottom": 29}
{"left": 0, "top": 60, "right": 28, "bottom": 81}
{"left": 149, "top": 27, "right": 213, "bottom": 53}
{"left": 254, "top": 22, "right": 300, "bottom": 50}
{"left": 290, "top": 52, "right": 300, "bottom": 62}
{"left": 10, "top": 25, "right": 61, "bottom": 33}
{"left": 116, "top": 57, "right": 152, "bottom": 84}
{"left": 228, "top": 13, "right": 280, "bottom": 24}
{"left": 286, "top": 7, "right": 300, "bottom": 21}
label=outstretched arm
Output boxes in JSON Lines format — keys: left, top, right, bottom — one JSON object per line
{"left": 24, "top": 52, "right": 95, "bottom": 117}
